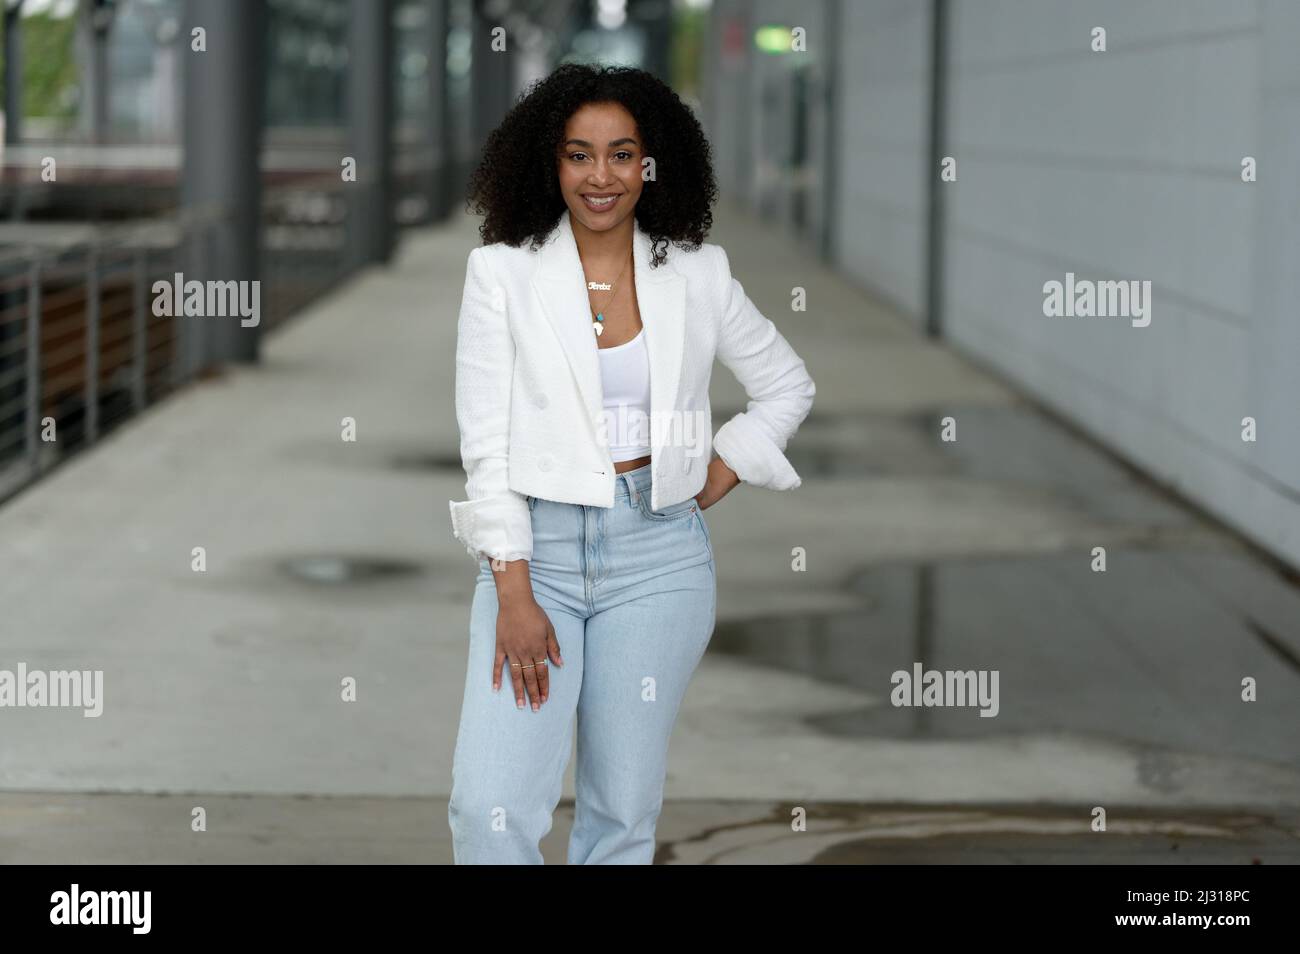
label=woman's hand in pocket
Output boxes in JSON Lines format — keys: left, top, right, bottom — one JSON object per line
{"left": 694, "top": 455, "right": 741, "bottom": 511}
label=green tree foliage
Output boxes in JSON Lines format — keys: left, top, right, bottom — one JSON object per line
{"left": 2, "top": 10, "right": 79, "bottom": 122}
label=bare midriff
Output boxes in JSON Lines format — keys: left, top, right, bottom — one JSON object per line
{"left": 613, "top": 453, "right": 652, "bottom": 474}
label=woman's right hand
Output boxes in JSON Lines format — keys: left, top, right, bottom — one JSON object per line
{"left": 494, "top": 595, "right": 563, "bottom": 710}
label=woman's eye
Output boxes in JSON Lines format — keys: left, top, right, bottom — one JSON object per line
{"left": 565, "top": 151, "right": 634, "bottom": 162}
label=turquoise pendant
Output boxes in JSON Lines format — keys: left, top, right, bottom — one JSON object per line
{"left": 593, "top": 313, "right": 604, "bottom": 336}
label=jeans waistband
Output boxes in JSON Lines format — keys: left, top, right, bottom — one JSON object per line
{"left": 614, "top": 461, "right": 653, "bottom": 500}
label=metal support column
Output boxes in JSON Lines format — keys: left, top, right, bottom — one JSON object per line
{"left": 427, "top": 0, "right": 451, "bottom": 220}
{"left": 470, "top": 0, "right": 511, "bottom": 160}
{"left": 77, "top": 0, "right": 113, "bottom": 145}
{"left": 180, "top": 0, "right": 267, "bottom": 367}
{"left": 346, "top": 0, "right": 395, "bottom": 266}
{"left": 4, "top": 0, "right": 23, "bottom": 145}
{"left": 924, "top": 0, "right": 950, "bottom": 339}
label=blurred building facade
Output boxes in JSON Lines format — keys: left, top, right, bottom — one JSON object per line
{"left": 700, "top": 0, "right": 1300, "bottom": 569}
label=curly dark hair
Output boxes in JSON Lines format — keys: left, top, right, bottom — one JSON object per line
{"left": 465, "top": 62, "right": 717, "bottom": 268}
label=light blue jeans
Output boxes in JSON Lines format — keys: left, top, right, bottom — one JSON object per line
{"left": 447, "top": 461, "right": 717, "bottom": 864}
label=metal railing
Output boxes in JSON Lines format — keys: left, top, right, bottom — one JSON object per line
{"left": 0, "top": 206, "right": 224, "bottom": 504}
{"left": 0, "top": 128, "right": 445, "bottom": 505}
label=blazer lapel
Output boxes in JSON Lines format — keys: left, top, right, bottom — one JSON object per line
{"left": 530, "top": 209, "right": 686, "bottom": 454}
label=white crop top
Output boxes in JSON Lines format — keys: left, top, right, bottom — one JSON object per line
{"left": 596, "top": 328, "right": 652, "bottom": 462}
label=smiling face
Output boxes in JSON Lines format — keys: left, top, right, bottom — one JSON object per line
{"left": 556, "top": 100, "right": 645, "bottom": 236}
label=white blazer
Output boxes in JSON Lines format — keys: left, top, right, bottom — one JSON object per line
{"left": 448, "top": 208, "right": 816, "bottom": 563}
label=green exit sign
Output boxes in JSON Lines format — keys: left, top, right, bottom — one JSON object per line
{"left": 753, "top": 25, "right": 794, "bottom": 54}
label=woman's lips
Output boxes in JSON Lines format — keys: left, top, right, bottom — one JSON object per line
{"left": 581, "top": 193, "right": 620, "bottom": 213}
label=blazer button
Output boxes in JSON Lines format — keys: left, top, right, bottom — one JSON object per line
{"left": 534, "top": 393, "right": 548, "bottom": 409}
{"left": 538, "top": 453, "right": 553, "bottom": 472}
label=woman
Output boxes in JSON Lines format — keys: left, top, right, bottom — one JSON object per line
{"left": 446, "top": 63, "right": 815, "bottom": 864}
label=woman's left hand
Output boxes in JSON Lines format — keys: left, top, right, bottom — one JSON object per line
{"left": 693, "top": 455, "right": 740, "bottom": 511}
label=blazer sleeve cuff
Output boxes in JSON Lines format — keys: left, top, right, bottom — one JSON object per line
{"left": 713, "top": 412, "right": 803, "bottom": 491}
{"left": 447, "top": 492, "right": 533, "bottom": 563}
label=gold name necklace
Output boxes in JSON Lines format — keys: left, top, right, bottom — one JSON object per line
{"left": 584, "top": 250, "right": 631, "bottom": 338}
